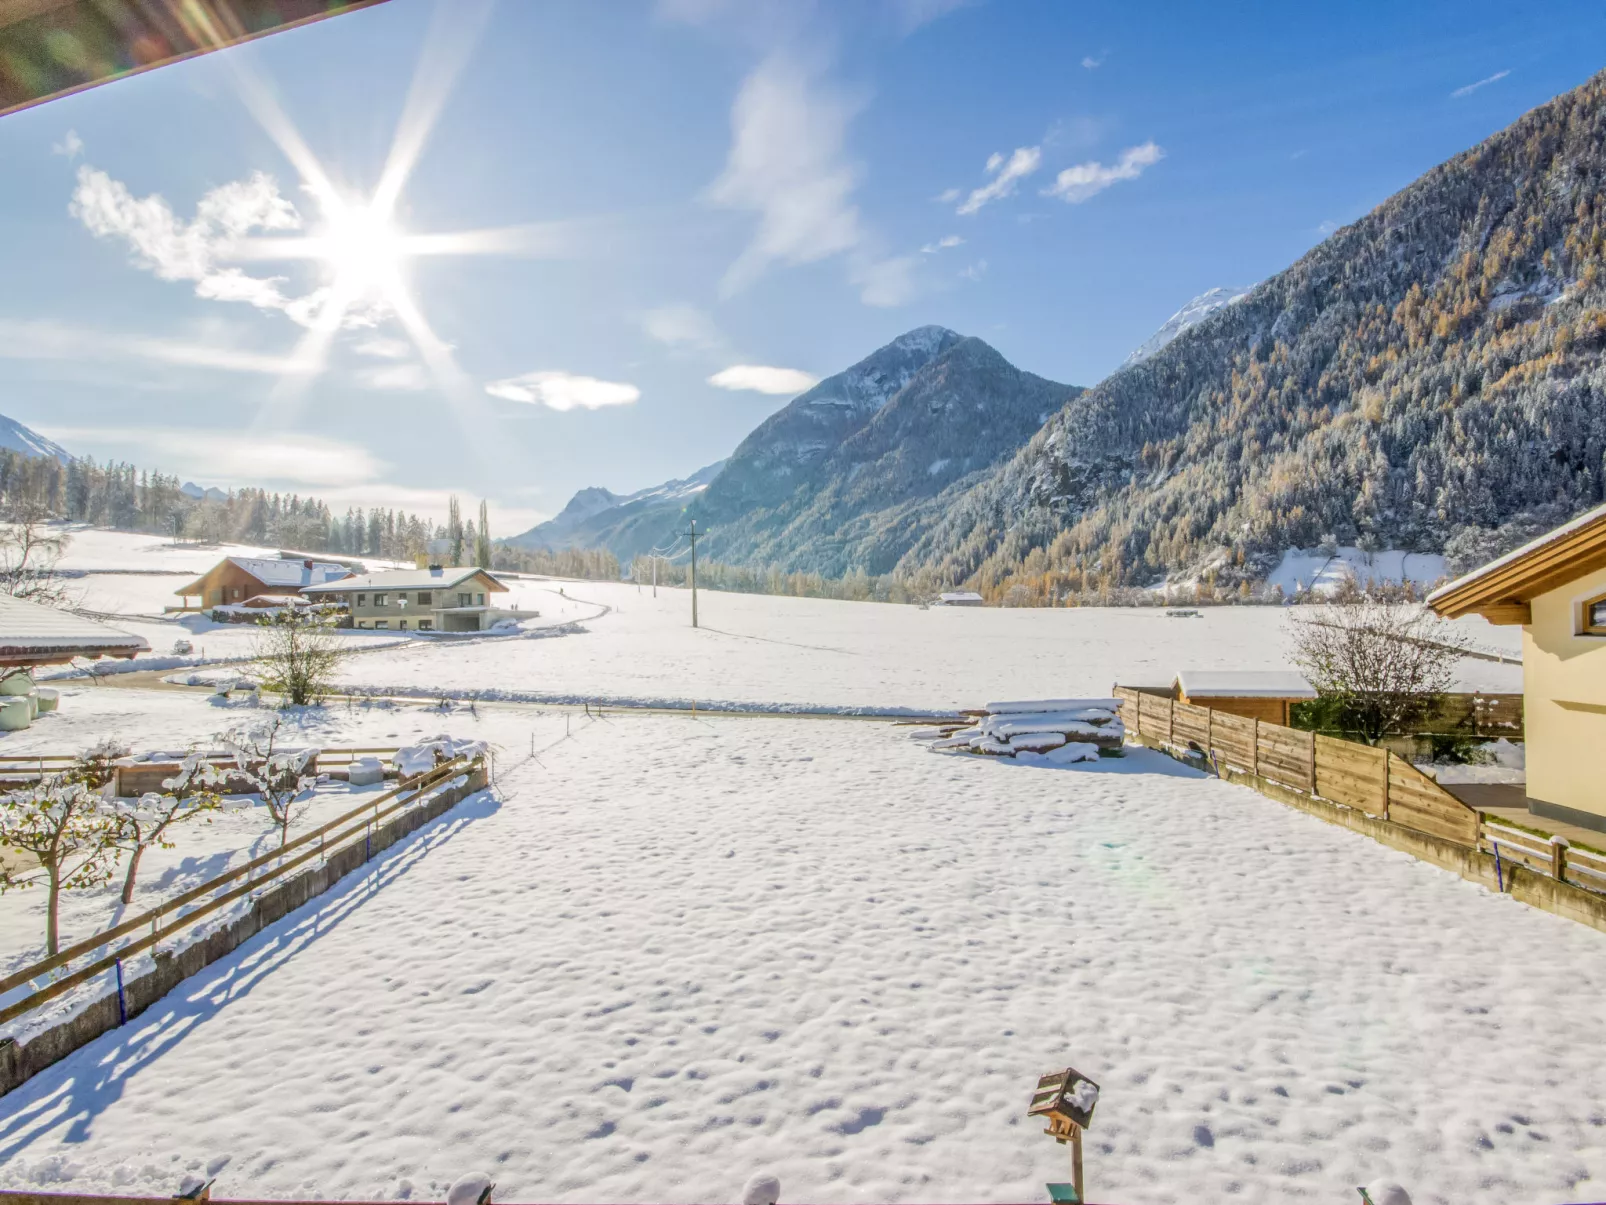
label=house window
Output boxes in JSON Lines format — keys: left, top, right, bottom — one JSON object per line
{"left": 418, "top": 592, "right": 432, "bottom": 605}
{"left": 458, "top": 592, "right": 473, "bottom": 607}
{"left": 476, "top": 593, "right": 485, "bottom": 606}
{"left": 375, "top": 620, "right": 389, "bottom": 629}
{"left": 1583, "top": 592, "right": 1606, "bottom": 636}
{"left": 373, "top": 593, "right": 388, "bottom": 606}
{"left": 357, "top": 594, "right": 367, "bottom": 607}
{"left": 418, "top": 620, "right": 433, "bottom": 631}
{"left": 396, "top": 592, "right": 408, "bottom": 605}
{"left": 398, "top": 619, "right": 408, "bottom": 631}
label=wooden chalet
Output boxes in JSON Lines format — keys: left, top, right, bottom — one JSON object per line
{"left": 175, "top": 557, "right": 351, "bottom": 611}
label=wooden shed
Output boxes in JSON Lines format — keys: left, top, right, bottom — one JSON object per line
{"left": 1174, "top": 670, "right": 1316, "bottom": 726}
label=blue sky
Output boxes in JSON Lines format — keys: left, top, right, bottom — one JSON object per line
{"left": 1, "top": 0, "right": 1602, "bottom": 536}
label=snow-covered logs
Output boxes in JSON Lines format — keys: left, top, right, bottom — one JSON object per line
{"left": 932, "top": 698, "right": 1126, "bottom": 761}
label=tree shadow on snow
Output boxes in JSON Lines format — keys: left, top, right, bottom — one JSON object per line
{"left": 0, "top": 790, "right": 501, "bottom": 1157}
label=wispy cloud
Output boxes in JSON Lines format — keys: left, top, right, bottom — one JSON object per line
{"left": 359, "top": 362, "right": 430, "bottom": 391}
{"left": 69, "top": 165, "right": 311, "bottom": 320}
{"left": 708, "top": 364, "right": 818, "bottom": 394}
{"left": 1042, "top": 141, "right": 1163, "bottom": 203}
{"left": 1316, "top": 219, "right": 1340, "bottom": 236}
{"left": 52, "top": 130, "right": 83, "bottom": 159}
{"left": 644, "top": 304, "right": 727, "bottom": 353}
{"left": 1081, "top": 54, "right": 1104, "bottom": 69}
{"left": 1451, "top": 69, "right": 1509, "bottom": 98}
{"left": 353, "top": 336, "right": 413, "bottom": 360}
{"left": 484, "top": 371, "right": 641, "bottom": 411}
{"left": 935, "top": 187, "right": 962, "bottom": 204}
{"left": 0, "top": 318, "right": 312, "bottom": 376}
{"left": 852, "top": 254, "right": 921, "bottom": 307}
{"left": 959, "top": 258, "right": 988, "bottom": 282}
{"left": 920, "top": 234, "right": 964, "bottom": 253}
{"left": 708, "top": 58, "right": 863, "bottom": 295}
{"left": 956, "top": 146, "right": 1043, "bottom": 215}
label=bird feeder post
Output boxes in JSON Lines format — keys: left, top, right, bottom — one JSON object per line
{"left": 1030, "top": 1066, "right": 1100, "bottom": 1205}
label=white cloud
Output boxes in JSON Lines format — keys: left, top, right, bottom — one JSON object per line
{"left": 353, "top": 336, "right": 413, "bottom": 360}
{"left": 360, "top": 362, "right": 430, "bottom": 391}
{"left": 43, "top": 427, "right": 384, "bottom": 489}
{"left": 52, "top": 130, "right": 83, "bottom": 159}
{"left": 484, "top": 371, "right": 641, "bottom": 411}
{"left": 707, "top": 364, "right": 818, "bottom": 395}
{"left": 644, "top": 304, "right": 726, "bottom": 353}
{"left": 0, "top": 318, "right": 312, "bottom": 376}
{"left": 956, "top": 146, "right": 1042, "bottom": 215}
{"left": 935, "top": 187, "right": 961, "bottom": 204}
{"left": 1081, "top": 54, "right": 1104, "bottom": 69}
{"left": 1316, "top": 219, "right": 1340, "bottom": 236}
{"left": 1042, "top": 141, "right": 1163, "bottom": 203}
{"left": 1451, "top": 69, "right": 1509, "bottom": 98}
{"left": 959, "top": 258, "right": 988, "bottom": 282}
{"left": 853, "top": 254, "right": 920, "bottom": 307}
{"left": 69, "top": 164, "right": 315, "bottom": 321}
{"left": 920, "top": 234, "right": 964, "bottom": 253}
{"left": 708, "top": 58, "right": 864, "bottom": 295}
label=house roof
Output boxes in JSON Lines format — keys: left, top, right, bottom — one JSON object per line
{"left": 0, "top": 594, "right": 149, "bottom": 665}
{"left": 939, "top": 591, "right": 984, "bottom": 602}
{"left": 1426, "top": 501, "right": 1606, "bottom": 620}
{"left": 301, "top": 566, "right": 507, "bottom": 595}
{"left": 176, "top": 557, "right": 351, "bottom": 597}
{"left": 1176, "top": 670, "right": 1317, "bottom": 699}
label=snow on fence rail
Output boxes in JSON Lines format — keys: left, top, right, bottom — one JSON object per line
{"left": 0, "top": 747, "right": 402, "bottom": 794}
{"left": 1113, "top": 687, "right": 1478, "bottom": 846}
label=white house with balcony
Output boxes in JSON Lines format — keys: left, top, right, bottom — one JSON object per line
{"left": 302, "top": 566, "right": 536, "bottom": 633}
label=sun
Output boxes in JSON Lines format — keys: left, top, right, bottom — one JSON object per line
{"left": 319, "top": 202, "right": 406, "bottom": 293}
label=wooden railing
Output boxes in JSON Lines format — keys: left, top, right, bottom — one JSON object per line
{"left": 0, "top": 747, "right": 402, "bottom": 794}
{"left": 1481, "top": 818, "right": 1606, "bottom": 896}
{"left": 1115, "top": 688, "right": 1480, "bottom": 847}
{"left": 0, "top": 754, "right": 478, "bottom": 1028}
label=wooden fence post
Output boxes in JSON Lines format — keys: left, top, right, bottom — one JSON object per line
{"left": 1167, "top": 699, "right": 1175, "bottom": 747}
{"left": 1205, "top": 707, "right": 1213, "bottom": 758}
{"left": 1553, "top": 840, "right": 1567, "bottom": 883}
{"left": 1381, "top": 750, "right": 1391, "bottom": 821}
{"left": 1251, "top": 719, "right": 1259, "bottom": 778}
{"left": 1308, "top": 734, "right": 1317, "bottom": 796}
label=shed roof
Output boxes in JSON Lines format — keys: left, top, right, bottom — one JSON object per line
{"left": 939, "top": 591, "right": 984, "bottom": 602}
{"left": 0, "top": 594, "right": 149, "bottom": 665}
{"left": 1426, "top": 501, "right": 1606, "bottom": 621}
{"left": 302, "top": 566, "right": 507, "bottom": 595}
{"left": 1176, "top": 670, "right": 1316, "bottom": 699}
{"left": 176, "top": 557, "right": 351, "bottom": 597}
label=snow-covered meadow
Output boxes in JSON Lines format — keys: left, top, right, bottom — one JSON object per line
{"left": 0, "top": 693, "right": 1601, "bottom": 1205}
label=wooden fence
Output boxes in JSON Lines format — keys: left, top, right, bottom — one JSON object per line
{"left": 0, "top": 753, "right": 479, "bottom": 1029}
{"left": 0, "top": 747, "right": 402, "bottom": 795}
{"left": 1479, "top": 818, "right": 1606, "bottom": 897}
{"left": 1116, "top": 687, "right": 1479, "bottom": 847}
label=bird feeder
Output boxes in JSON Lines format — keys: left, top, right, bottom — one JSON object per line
{"left": 1029, "top": 1066, "right": 1100, "bottom": 1204}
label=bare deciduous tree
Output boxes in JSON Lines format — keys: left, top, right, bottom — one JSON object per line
{"left": 0, "top": 501, "right": 71, "bottom": 609}
{"left": 1288, "top": 598, "right": 1470, "bottom": 745}
{"left": 218, "top": 717, "right": 318, "bottom": 849}
{"left": 0, "top": 772, "right": 122, "bottom": 956}
{"left": 251, "top": 606, "right": 348, "bottom": 706}
{"left": 114, "top": 752, "right": 223, "bottom": 905}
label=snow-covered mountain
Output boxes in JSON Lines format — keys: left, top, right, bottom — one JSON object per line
{"left": 508, "top": 460, "right": 726, "bottom": 557}
{"left": 0, "top": 414, "right": 69, "bottom": 463}
{"left": 1121, "top": 285, "right": 1254, "bottom": 367}
{"left": 686, "top": 328, "right": 1082, "bottom": 574}
{"left": 179, "top": 482, "right": 230, "bottom": 503}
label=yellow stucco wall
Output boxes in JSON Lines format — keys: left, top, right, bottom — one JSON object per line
{"left": 1524, "top": 563, "right": 1606, "bottom": 819}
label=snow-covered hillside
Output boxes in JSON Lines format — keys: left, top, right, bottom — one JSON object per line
{"left": 1121, "top": 285, "right": 1254, "bottom": 367}
{"left": 1265, "top": 546, "right": 1450, "bottom": 597}
{"left": 0, "top": 699, "right": 1599, "bottom": 1204}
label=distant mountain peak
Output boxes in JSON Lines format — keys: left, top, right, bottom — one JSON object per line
{"left": 0, "top": 414, "right": 69, "bottom": 464}
{"left": 1122, "top": 285, "right": 1254, "bottom": 367}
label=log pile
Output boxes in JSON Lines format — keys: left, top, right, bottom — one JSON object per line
{"left": 931, "top": 698, "right": 1126, "bottom": 762}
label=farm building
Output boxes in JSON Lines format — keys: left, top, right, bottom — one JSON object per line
{"left": 937, "top": 591, "right": 985, "bottom": 607}
{"left": 302, "top": 566, "right": 535, "bottom": 632}
{"left": 1428, "top": 500, "right": 1606, "bottom": 831}
{"left": 174, "top": 557, "right": 352, "bottom": 611}
{"left": 0, "top": 593, "right": 148, "bottom": 668}
{"left": 1173, "top": 669, "right": 1317, "bottom": 726}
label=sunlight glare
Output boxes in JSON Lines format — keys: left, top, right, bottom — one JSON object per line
{"left": 322, "top": 203, "right": 405, "bottom": 293}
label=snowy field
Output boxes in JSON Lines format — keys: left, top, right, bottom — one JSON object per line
{"left": 0, "top": 690, "right": 1600, "bottom": 1205}
{"left": 323, "top": 579, "right": 1523, "bottom": 714}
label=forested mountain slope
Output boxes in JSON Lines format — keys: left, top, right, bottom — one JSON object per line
{"left": 901, "top": 70, "right": 1606, "bottom": 596}
{"left": 689, "top": 330, "right": 1081, "bottom": 575}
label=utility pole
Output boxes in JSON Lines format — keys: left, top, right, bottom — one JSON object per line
{"left": 652, "top": 555, "right": 657, "bottom": 598}
{"left": 688, "top": 520, "right": 700, "bottom": 628}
